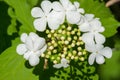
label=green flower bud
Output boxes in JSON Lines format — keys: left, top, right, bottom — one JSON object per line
{"left": 51, "top": 30, "right": 55, "bottom": 33}
{"left": 67, "top": 26, "right": 72, "bottom": 31}
{"left": 46, "top": 29, "right": 50, "bottom": 34}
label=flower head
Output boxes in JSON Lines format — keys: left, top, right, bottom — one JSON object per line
{"left": 16, "top": 32, "right": 47, "bottom": 66}
{"left": 85, "top": 44, "right": 112, "bottom": 65}
{"left": 53, "top": 58, "right": 69, "bottom": 68}
{"left": 79, "top": 14, "right": 105, "bottom": 45}
{"left": 31, "top": 0, "right": 62, "bottom": 31}
{"left": 52, "top": 0, "right": 82, "bottom": 24}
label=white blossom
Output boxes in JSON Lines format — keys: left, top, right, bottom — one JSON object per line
{"left": 85, "top": 44, "right": 112, "bottom": 65}
{"left": 16, "top": 32, "right": 47, "bottom": 66}
{"left": 52, "top": 0, "right": 82, "bottom": 24}
{"left": 31, "top": 0, "right": 62, "bottom": 31}
{"left": 78, "top": 14, "right": 105, "bottom": 45}
{"left": 53, "top": 58, "right": 69, "bottom": 68}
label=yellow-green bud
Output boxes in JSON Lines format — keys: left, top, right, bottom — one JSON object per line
{"left": 41, "top": 54, "right": 45, "bottom": 57}
{"left": 76, "top": 42, "right": 81, "bottom": 46}
{"left": 71, "top": 43, "right": 75, "bottom": 47}
{"left": 73, "top": 36, "right": 77, "bottom": 40}
{"left": 53, "top": 60, "right": 57, "bottom": 64}
{"left": 80, "top": 57, "right": 84, "bottom": 61}
{"left": 61, "top": 54, "right": 65, "bottom": 58}
{"left": 67, "top": 37, "right": 72, "bottom": 41}
{"left": 64, "top": 40, "right": 69, "bottom": 45}
{"left": 54, "top": 33, "right": 57, "bottom": 37}
{"left": 46, "top": 29, "right": 50, "bottom": 34}
{"left": 47, "top": 34, "right": 52, "bottom": 38}
{"left": 73, "top": 50, "right": 77, "bottom": 55}
{"left": 78, "top": 52, "right": 82, "bottom": 56}
{"left": 67, "top": 26, "right": 72, "bottom": 31}
{"left": 48, "top": 51, "right": 51, "bottom": 55}
{"left": 71, "top": 56, "right": 74, "bottom": 59}
{"left": 60, "top": 36, "right": 65, "bottom": 40}
{"left": 53, "top": 49, "right": 57, "bottom": 53}
{"left": 77, "top": 47, "right": 82, "bottom": 51}
{"left": 49, "top": 46, "right": 54, "bottom": 50}
{"left": 71, "top": 31, "right": 75, "bottom": 34}
{"left": 51, "top": 30, "right": 55, "bottom": 33}
{"left": 67, "top": 32, "right": 70, "bottom": 35}
{"left": 77, "top": 32, "right": 81, "bottom": 36}
{"left": 58, "top": 29, "right": 62, "bottom": 33}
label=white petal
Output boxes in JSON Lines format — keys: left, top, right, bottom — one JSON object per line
{"left": 61, "top": 58, "right": 68, "bottom": 64}
{"left": 41, "top": 0, "right": 52, "bottom": 15}
{"left": 77, "top": 8, "right": 84, "bottom": 13}
{"left": 23, "top": 51, "right": 32, "bottom": 60}
{"left": 67, "top": 3, "right": 76, "bottom": 11}
{"left": 90, "top": 19, "right": 101, "bottom": 30}
{"left": 100, "top": 47, "right": 112, "bottom": 58}
{"left": 95, "top": 44, "right": 104, "bottom": 51}
{"left": 77, "top": 15, "right": 85, "bottom": 25}
{"left": 40, "top": 45, "right": 47, "bottom": 54}
{"left": 52, "top": 2, "right": 63, "bottom": 11}
{"left": 96, "top": 54, "right": 105, "bottom": 64}
{"left": 31, "top": 7, "right": 44, "bottom": 18}
{"left": 16, "top": 44, "right": 27, "bottom": 55}
{"left": 98, "top": 27, "right": 105, "bottom": 32}
{"left": 88, "top": 53, "right": 96, "bottom": 65}
{"left": 29, "top": 54, "right": 40, "bottom": 66}
{"left": 60, "top": 0, "right": 69, "bottom": 9}
{"left": 82, "top": 33, "right": 95, "bottom": 45}
{"left": 74, "top": 1, "right": 79, "bottom": 8}
{"left": 34, "top": 50, "right": 41, "bottom": 57}
{"left": 85, "top": 44, "right": 96, "bottom": 52}
{"left": 33, "top": 17, "right": 47, "bottom": 31}
{"left": 85, "top": 14, "right": 94, "bottom": 21}
{"left": 29, "top": 32, "right": 39, "bottom": 41}
{"left": 25, "top": 37, "right": 33, "bottom": 50}
{"left": 79, "top": 22, "right": 90, "bottom": 32}
{"left": 95, "top": 33, "right": 105, "bottom": 44}
{"left": 47, "top": 11, "right": 64, "bottom": 29}
{"left": 53, "top": 64, "right": 62, "bottom": 69}
{"left": 63, "top": 64, "right": 69, "bottom": 68}
{"left": 33, "top": 37, "right": 45, "bottom": 51}
{"left": 34, "top": 45, "right": 47, "bottom": 57}
{"left": 66, "top": 11, "right": 80, "bottom": 24}
{"left": 20, "top": 33, "right": 28, "bottom": 43}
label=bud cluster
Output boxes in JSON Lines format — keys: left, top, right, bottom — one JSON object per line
{"left": 42, "top": 25, "right": 87, "bottom": 64}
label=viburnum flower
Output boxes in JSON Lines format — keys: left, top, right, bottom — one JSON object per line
{"left": 52, "top": 0, "right": 82, "bottom": 24}
{"left": 85, "top": 44, "right": 112, "bottom": 65}
{"left": 31, "top": 0, "right": 62, "bottom": 31}
{"left": 53, "top": 58, "right": 69, "bottom": 69}
{"left": 16, "top": 32, "right": 47, "bottom": 66}
{"left": 78, "top": 14, "right": 105, "bottom": 45}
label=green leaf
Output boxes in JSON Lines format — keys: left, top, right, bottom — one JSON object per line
{"left": 0, "top": 38, "right": 38, "bottom": 80}
{"left": 99, "top": 34, "right": 120, "bottom": 80}
{"left": 4, "top": 0, "right": 38, "bottom": 34}
{"left": 76, "top": 0, "right": 120, "bottom": 37}
{"left": 7, "top": 7, "right": 17, "bottom": 35}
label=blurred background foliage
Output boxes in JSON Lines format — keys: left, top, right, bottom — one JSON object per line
{"left": 0, "top": 0, "right": 120, "bottom": 80}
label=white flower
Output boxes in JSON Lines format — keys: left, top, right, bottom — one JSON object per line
{"left": 16, "top": 32, "right": 47, "bottom": 66}
{"left": 53, "top": 58, "right": 69, "bottom": 68}
{"left": 74, "top": 1, "right": 84, "bottom": 14}
{"left": 52, "top": 0, "right": 81, "bottom": 24}
{"left": 31, "top": 0, "right": 62, "bottom": 31}
{"left": 79, "top": 14, "right": 105, "bottom": 45}
{"left": 85, "top": 44, "right": 112, "bottom": 65}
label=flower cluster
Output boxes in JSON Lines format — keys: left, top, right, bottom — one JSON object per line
{"left": 16, "top": 0, "right": 112, "bottom": 68}
{"left": 16, "top": 32, "right": 47, "bottom": 66}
